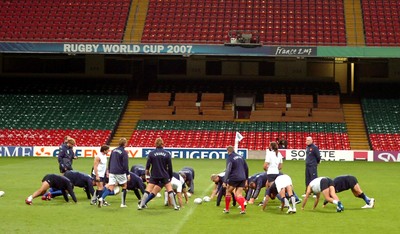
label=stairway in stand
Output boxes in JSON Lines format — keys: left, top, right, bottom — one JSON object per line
{"left": 343, "top": 0, "right": 365, "bottom": 46}
{"left": 123, "top": 0, "right": 149, "bottom": 43}
{"left": 110, "top": 100, "right": 145, "bottom": 146}
{"left": 343, "top": 103, "right": 370, "bottom": 150}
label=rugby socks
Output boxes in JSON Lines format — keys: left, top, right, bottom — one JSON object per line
{"left": 139, "top": 191, "right": 149, "bottom": 207}
{"left": 27, "top": 195, "right": 33, "bottom": 202}
{"left": 90, "top": 190, "right": 98, "bottom": 203}
{"left": 236, "top": 195, "right": 246, "bottom": 211}
{"left": 358, "top": 193, "right": 371, "bottom": 204}
{"left": 293, "top": 191, "right": 300, "bottom": 202}
{"left": 225, "top": 194, "right": 232, "bottom": 211}
{"left": 332, "top": 200, "right": 339, "bottom": 205}
{"left": 283, "top": 198, "right": 290, "bottom": 207}
{"left": 277, "top": 194, "right": 289, "bottom": 207}
{"left": 96, "top": 190, "right": 103, "bottom": 198}
{"left": 145, "top": 192, "right": 156, "bottom": 205}
{"left": 101, "top": 188, "right": 111, "bottom": 200}
{"left": 290, "top": 195, "right": 296, "bottom": 209}
{"left": 121, "top": 189, "right": 127, "bottom": 205}
{"left": 168, "top": 191, "right": 177, "bottom": 208}
{"left": 49, "top": 188, "right": 63, "bottom": 197}
{"left": 164, "top": 191, "right": 169, "bottom": 205}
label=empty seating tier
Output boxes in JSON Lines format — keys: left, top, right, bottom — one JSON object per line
{"left": 0, "top": 94, "right": 127, "bottom": 146}
{"left": 128, "top": 120, "right": 350, "bottom": 150}
{"left": 362, "top": 98, "right": 400, "bottom": 150}
{"left": 142, "top": 0, "right": 347, "bottom": 46}
{"left": 0, "top": 0, "right": 131, "bottom": 42}
{"left": 362, "top": 0, "right": 400, "bottom": 46}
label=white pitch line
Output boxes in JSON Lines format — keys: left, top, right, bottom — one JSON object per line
{"left": 173, "top": 183, "right": 215, "bottom": 234}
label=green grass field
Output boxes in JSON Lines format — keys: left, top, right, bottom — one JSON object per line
{"left": 0, "top": 157, "right": 399, "bottom": 234}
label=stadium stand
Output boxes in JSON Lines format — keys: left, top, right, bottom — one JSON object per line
{"left": 0, "top": 80, "right": 128, "bottom": 147}
{"left": 1, "top": 0, "right": 399, "bottom": 48}
{"left": 128, "top": 120, "right": 350, "bottom": 150}
{"left": 0, "top": 0, "right": 131, "bottom": 42}
{"left": 362, "top": 98, "right": 400, "bottom": 150}
{"left": 361, "top": 0, "right": 400, "bottom": 46}
{"left": 3, "top": 0, "right": 398, "bottom": 152}
{"left": 141, "top": 0, "right": 347, "bottom": 45}
{"left": 199, "top": 93, "right": 225, "bottom": 111}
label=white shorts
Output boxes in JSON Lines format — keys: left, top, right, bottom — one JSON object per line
{"left": 108, "top": 173, "right": 127, "bottom": 185}
{"left": 275, "top": 174, "right": 293, "bottom": 192}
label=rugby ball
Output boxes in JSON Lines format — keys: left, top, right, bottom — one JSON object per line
{"left": 194, "top": 198, "right": 203, "bottom": 204}
{"left": 0, "top": 191, "right": 4, "bottom": 197}
{"left": 203, "top": 196, "right": 211, "bottom": 202}
{"left": 186, "top": 192, "right": 192, "bottom": 198}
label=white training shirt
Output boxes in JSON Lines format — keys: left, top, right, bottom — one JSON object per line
{"left": 275, "top": 174, "right": 293, "bottom": 192}
{"left": 309, "top": 177, "right": 324, "bottom": 194}
{"left": 264, "top": 149, "right": 283, "bottom": 174}
{"left": 171, "top": 175, "right": 185, "bottom": 193}
{"left": 93, "top": 153, "right": 108, "bottom": 177}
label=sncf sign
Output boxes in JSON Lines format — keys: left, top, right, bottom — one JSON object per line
{"left": 374, "top": 151, "right": 400, "bottom": 162}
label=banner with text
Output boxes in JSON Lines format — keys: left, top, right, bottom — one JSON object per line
{"left": 0, "top": 146, "right": 376, "bottom": 162}
{"left": 31, "top": 146, "right": 141, "bottom": 158}
{"left": 0, "top": 146, "right": 34, "bottom": 157}
{"left": 142, "top": 148, "right": 248, "bottom": 159}
{"left": 0, "top": 146, "right": 247, "bottom": 159}
{"left": 373, "top": 151, "right": 400, "bottom": 162}
{"left": 285, "top": 149, "right": 354, "bottom": 161}
{"left": 0, "top": 42, "right": 317, "bottom": 57}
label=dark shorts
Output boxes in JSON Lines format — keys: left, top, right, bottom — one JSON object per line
{"left": 266, "top": 182, "right": 278, "bottom": 197}
{"left": 266, "top": 174, "right": 279, "bottom": 183}
{"left": 347, "top": 176, "right": 358, "bottom": 187}
{"left": 228, "top": 180, "right": 246, "bottom": 188}
{"left": 42, "top": 174, "right": 59, "bottom": 188}
{"left": 334, "top": 176, "right": 358, "bottom": 193}
{"left": 91, "top": 174, "right": 106, "bottom": 183}
{"left": 320, "top": 178, "right": 334, "bottom": 191}
{"left": 149, "top": 177, "right": 171, "bottom": 188}
{"left": 42, "top": 174, "right": 53, "bottom": 184}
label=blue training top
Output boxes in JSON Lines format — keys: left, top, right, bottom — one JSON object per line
{"left": 146, "top": 147, "right": 173, "bottom": 179}
{"left": 108, "top": 146, "right": 129, "bottom": 175}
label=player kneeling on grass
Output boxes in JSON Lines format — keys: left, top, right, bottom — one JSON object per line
{"left": 26, "top": 174, "right": 77, "bottom": 205}
{"left": 323, "top": 175, "right": 374, "bottom": 209}
{"left": 261, "top": 174, "right": 297, "bottom": 214}
{"left": 302, "top": 177, "right": 344, "bottom": 212}
{"left": 179, "top": 166, "right": 195, "bottom": 194}
{"left": 43, "top": 170, "right": 95, "bottom": 201}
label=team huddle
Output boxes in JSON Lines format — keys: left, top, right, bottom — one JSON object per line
{"left": 25, "top": 135, "right": 374, "bottom": 215}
